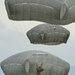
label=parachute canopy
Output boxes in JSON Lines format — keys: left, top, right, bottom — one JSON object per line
{"left": 1, "top": 50, "right": 70, "bottom": 75}
{"left": 5, "top": 0, "right": 75, "bottom": 25}
{"left": 27, "top": 24, "right": 70, "bottom": 45}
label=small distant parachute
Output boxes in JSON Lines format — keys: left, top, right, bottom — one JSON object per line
{"left": 27, "top": 24, "right": 70, "bottom": 45}
{"left": 5, "top": 0, "right": 75, "bottom": 25}
{"left": 1, "top": 51, "right": 70, "bottom": 75}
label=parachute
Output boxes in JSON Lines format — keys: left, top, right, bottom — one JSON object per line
{"left": 1, "top": 51, "right": 70, "bottom": 75}
{"left": 27, "top": 24, "right": 70, "bottom": 45}
{"left": 3, "top": 1, "right": 71, "bottom": 75}
{"left": 5, "top": 0, "right": 75, "bottom": 25}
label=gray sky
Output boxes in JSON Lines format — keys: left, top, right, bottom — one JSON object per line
{"left": 0, "top": 0, "right": 75, "bottom": 66}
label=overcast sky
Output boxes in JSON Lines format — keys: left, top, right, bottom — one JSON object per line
{"left": 0, "top": 0, "right": 75, "bottom": 67}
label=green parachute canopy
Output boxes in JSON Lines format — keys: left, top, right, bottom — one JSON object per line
{"left": 5, "top": 0, "right": 75, "bottom": 25}
{"left": 27, "top": 24, "right": 70, "bottom": 45}
{"left": 1, "top": 51, "right": 70, "bottom": 75}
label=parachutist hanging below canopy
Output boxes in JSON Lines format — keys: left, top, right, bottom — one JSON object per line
{"left": 1, "top": 50, "right": 70, "bottom": 75}
{"left": 5, "top": 0, "right": 75, "bottom": 25}
{"left": 27, "top": 24, "right": 70, "bottom": 45}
